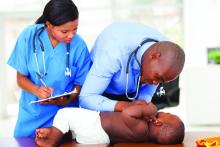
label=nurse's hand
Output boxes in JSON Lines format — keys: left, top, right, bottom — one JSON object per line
{"left": 36, "top": 86, "right": 53, "bottom": 99}
{"left": 38, "top": 96, "right": 70, "bottom": 105}
{"left": 47, "top": 96, "right": 71, "bottom": 106}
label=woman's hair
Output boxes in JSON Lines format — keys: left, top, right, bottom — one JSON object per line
{"left": 35, "top": 0, "right": 79, "bottom": 26}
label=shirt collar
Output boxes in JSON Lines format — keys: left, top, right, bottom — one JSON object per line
{"left": 133, "top": 42, "right": 156, "bottom": 70}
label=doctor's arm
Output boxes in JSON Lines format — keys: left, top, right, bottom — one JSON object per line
{"left": 79, "top": 71, "right": 117, "bottom": 111}
{"left": 17, "top": 72, "right": 53, "bottom": 99}
{"left": 79, "top": 71, "right": 148, "bottom": 112}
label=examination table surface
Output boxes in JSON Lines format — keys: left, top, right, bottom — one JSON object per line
{"left": 1, "top": 132, "right": 220, "bottom": 147}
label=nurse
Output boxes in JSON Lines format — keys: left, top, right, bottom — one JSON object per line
{"left": 7, "top": 0, "right": 91, "bottom": 137}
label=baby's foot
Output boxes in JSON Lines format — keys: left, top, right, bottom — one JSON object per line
{"left": 35, "top": 127, "right": 63, "bottom": 147}
{"left": 36, "top": 128, "right": 51, "bottom": 138}
{"left": 35, "top": 137, "right": 56, "bottom": 147}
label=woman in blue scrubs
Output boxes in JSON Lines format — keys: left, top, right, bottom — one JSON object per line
{"left": 7, "top": 0, "right": 91, "bottom": 137}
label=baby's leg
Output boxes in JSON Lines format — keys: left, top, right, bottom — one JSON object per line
{"left": 35, "top": 126, "right": 63, "bottom": 147}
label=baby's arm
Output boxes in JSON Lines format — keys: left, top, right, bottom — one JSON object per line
{"left": 122, "top": 103, "right": 157, "bottom": 121}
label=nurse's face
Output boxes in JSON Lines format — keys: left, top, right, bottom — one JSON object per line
{"left": 46, "top": 19, "right": 78, "bottom": 43}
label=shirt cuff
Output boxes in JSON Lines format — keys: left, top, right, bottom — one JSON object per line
{"left": 98, "top": 99, "right": 118, "bottom": 112}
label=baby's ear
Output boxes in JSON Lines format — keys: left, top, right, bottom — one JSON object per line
{"left": 153, "top": 120, "right": 163, "bottom": 126}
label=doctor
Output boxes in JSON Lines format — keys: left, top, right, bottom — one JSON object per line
{"left": 79, "top": 22, "right": 185, "bottom": 112}
{"left": 7, "top": 0, "right": 91, "bottom": 137}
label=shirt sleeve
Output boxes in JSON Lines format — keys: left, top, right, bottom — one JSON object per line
{"left": 137, "top": 84, "right": 157, "bottom": 102}
{"left": 79, "top": 51, "right": 120, "bottom": 112}
{"left": 74, "top": 44, "right": 92, "bottom": 86}
{"left": 7, "top": 29, "right": 29, "bottom": 76}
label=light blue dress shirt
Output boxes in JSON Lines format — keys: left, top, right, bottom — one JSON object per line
{"left": 79, "top": 22, "right": 168, "bottom": 111}
{"left": 7, "top": 24, "right": 91, "bottom": 137}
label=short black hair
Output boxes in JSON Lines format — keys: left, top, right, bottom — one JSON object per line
{"left": 36, "top": 0, "right": 79, "bottom": 26}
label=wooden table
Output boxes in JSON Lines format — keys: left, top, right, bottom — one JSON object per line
{"left": 1, "top": 132, "right": 220, "bottom": 147}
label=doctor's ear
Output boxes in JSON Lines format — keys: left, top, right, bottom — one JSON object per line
{"left": 149, "top": 51, "right": 161, "bottom": 59}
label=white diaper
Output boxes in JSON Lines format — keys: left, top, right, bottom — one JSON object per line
{"left": 53, "top": 107, "right": 110, "bottom": 144}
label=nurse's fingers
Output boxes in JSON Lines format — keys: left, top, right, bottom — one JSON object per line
{"left": 39, "top": 100, "right": 50, "bottom": 104}
{"left": 37, "top": 86, "right": 52, "bottom": 99}
{"left": 47, "top": 87, "right": 54, "bottom": 96}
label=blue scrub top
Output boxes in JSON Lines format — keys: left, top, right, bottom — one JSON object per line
{"left": 7, "top": 24, "right": 91, "bottom": 137}
{"left": 79, "top": 22, "right": 168, "bottom": 111}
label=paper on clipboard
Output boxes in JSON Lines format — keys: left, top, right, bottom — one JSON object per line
{"left": 30, "top": 89, "right": 78, "bottom": 104}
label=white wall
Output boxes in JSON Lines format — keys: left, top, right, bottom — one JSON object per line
{"left": 184, "top": 0, "right": 220, "bottom": 67}
{"left": 0, "top": 0, "right": 183, "bottom": 119}
{"left": 0, "top": 17, "right": 6, "bottom": 118}
{"left": 0, "top": 12, "right": 39, "bottom": 119}
{"left": 183, "top": 0, "right": 220, "bottom": 125}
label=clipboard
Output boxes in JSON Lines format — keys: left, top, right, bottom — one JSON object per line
{"left": 30, "top": 89, "right": 78, "bottom": 104}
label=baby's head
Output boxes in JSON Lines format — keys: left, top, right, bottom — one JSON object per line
{"left": 148, "top": 112, "right": 185, "bottom": 144}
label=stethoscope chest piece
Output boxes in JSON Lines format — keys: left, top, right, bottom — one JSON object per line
{"left": 156, "top": 86, "right": 165, "bottom": 97}
{"left": 65, "top": 67, "right": 71, "bottom": 77}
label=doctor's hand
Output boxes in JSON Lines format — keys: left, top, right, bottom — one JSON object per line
{"left": 133, "top": 100, "right": 149, "bottom": 105}
{"left": 115, "top": 100, "right": 148, "bottom": 112}
{"left": 35, "top": 86, "right": 53, "bottom": 99}
{"left": 142, "top": 102, "right": 158, "bottom": 121}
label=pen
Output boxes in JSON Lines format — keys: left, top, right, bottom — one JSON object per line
{"left": 36, "top": 72, "right": 53, "bottom": 97}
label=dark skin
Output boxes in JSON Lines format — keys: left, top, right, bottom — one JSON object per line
{"left": 101, "top": 103, "right": 158, "bottom": 143}
{"left": 35, "top": 103, "right": 184, "bottom": 146}
{"left": 114, "top": 41, "right": 185, "bottom": 112}
{"left": 17, "top": 72, "right": 80, "bottom": 106}
{"left": 17, "top": 20, "right": 80, "bottom": 106}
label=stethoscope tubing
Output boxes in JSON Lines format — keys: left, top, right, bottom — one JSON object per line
{"left": 33, "top": 26, "right": 71, "bottom": 87}
{"left": 125, "top": 38, "right": 159, "bottom": 100}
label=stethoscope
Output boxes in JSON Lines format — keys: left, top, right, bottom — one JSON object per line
{"left": 125, "top": 38, "right": 166, "bottom": 100}
{"left": 32, "top": 26, "right": 71, "bottom": 87}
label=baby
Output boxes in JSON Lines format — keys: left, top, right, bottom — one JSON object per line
{"left": 35, "top": 103, "right": 184, "bottom": 146}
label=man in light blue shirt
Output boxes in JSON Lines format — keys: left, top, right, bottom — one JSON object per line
{"left": 80, "top": 22, "right": 185, "bottom": 112}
